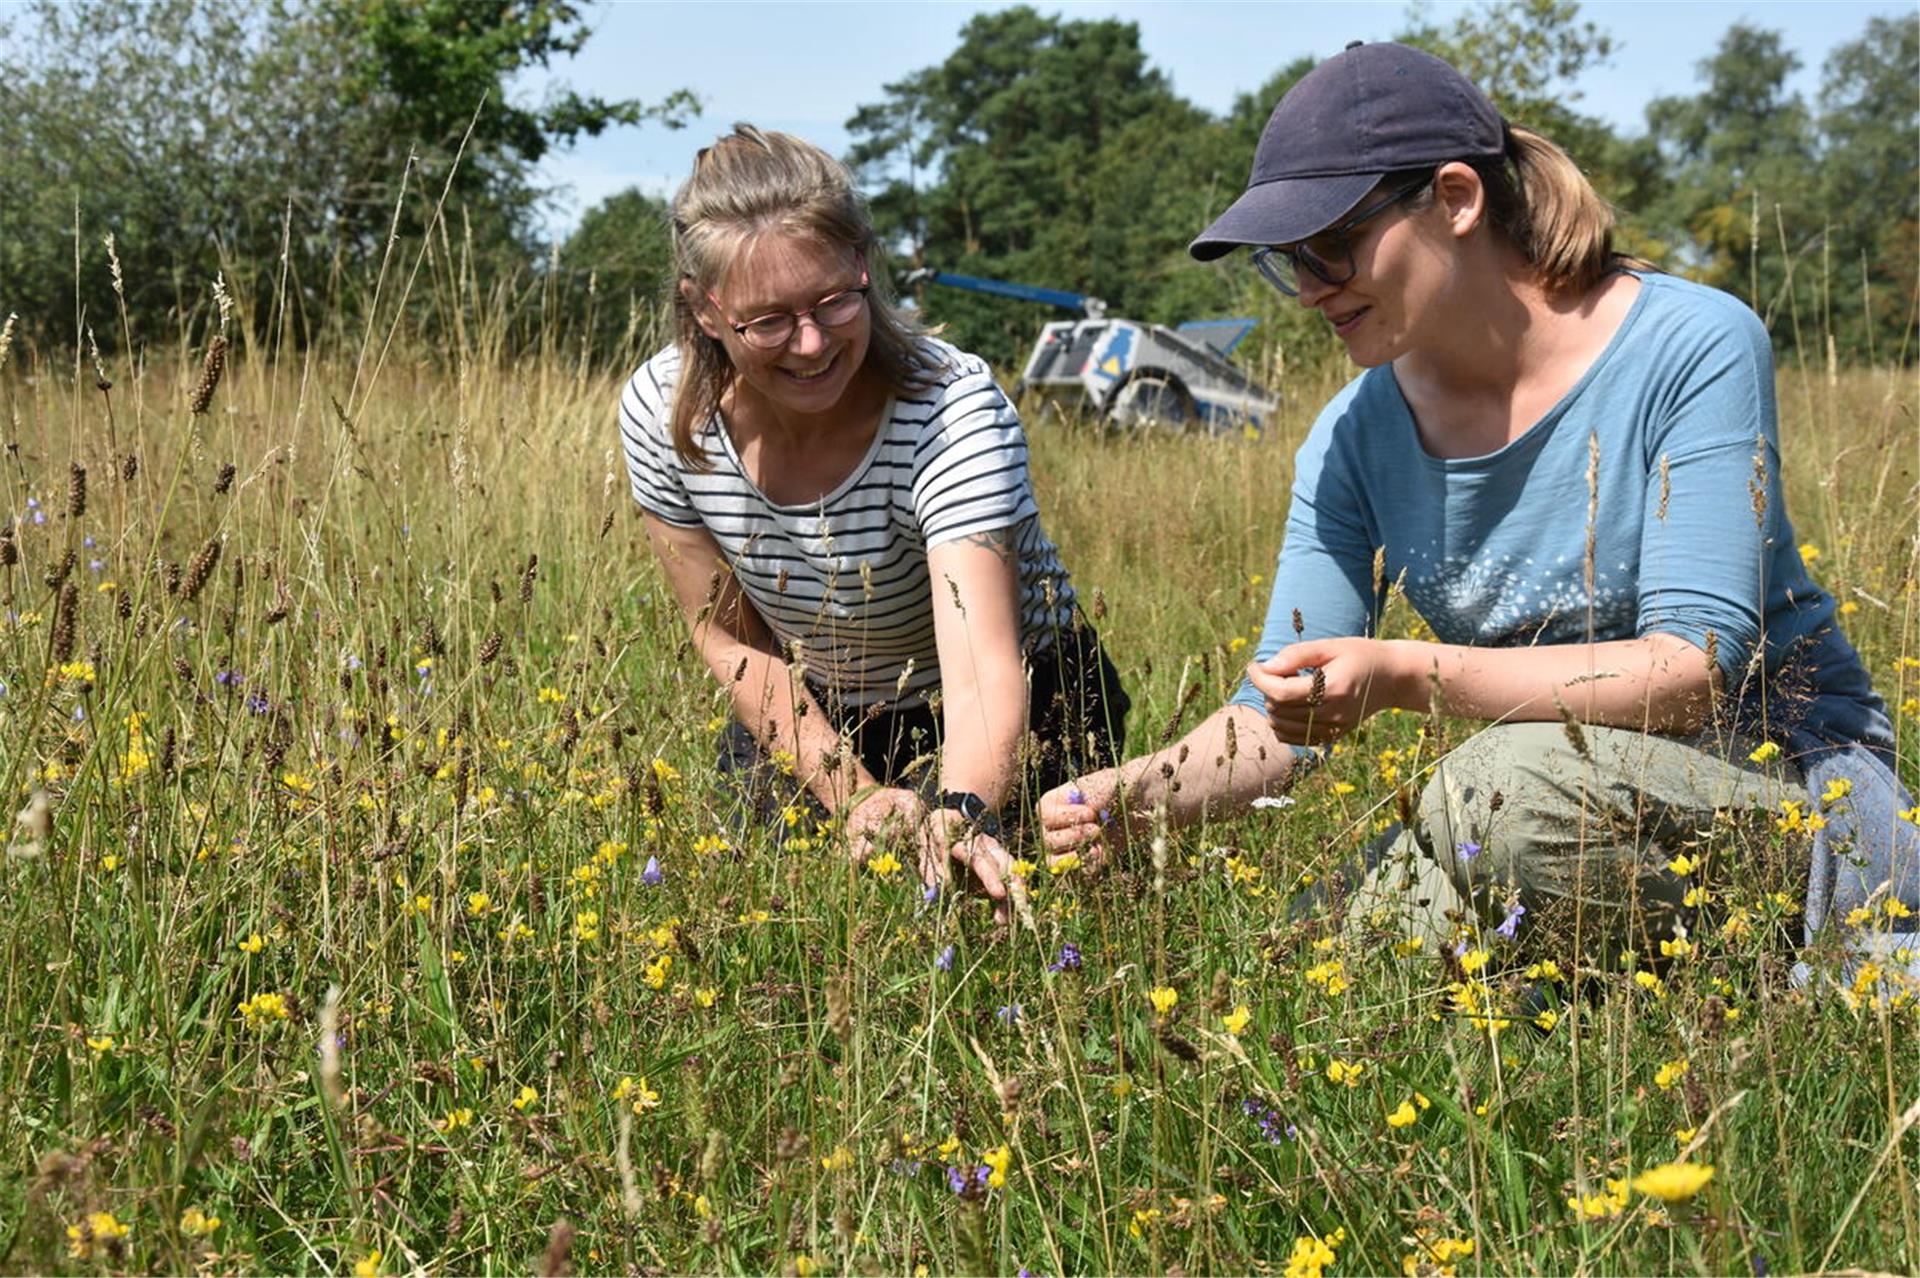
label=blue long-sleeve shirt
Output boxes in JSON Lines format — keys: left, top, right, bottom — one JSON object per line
{"left": 1232, "top": 272, "right": 1892, "bottom": 757}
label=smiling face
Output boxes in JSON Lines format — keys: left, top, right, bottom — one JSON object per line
{"left": 689, "top": 230, "right": 874, "bottom": 424}
{"left": 1290, "top": 168, "right": 1479, "bottom": 368}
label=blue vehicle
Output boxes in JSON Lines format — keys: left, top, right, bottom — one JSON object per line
{"left": 902, "top": 268, "right": 1280, "bottom": 435}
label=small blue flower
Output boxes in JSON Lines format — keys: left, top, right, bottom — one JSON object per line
{"left": 1457, "top": 841, "right": 1482, "bottom": 862}
{"left": 1048, "top": 942, "right": 1082, "bottom": 973}
{"left": 923, "top": 882, "right": 940, "bottom": 905}
{"left": 215, "top": 669, "right": 241, "bottom": 687}
{"left": 996, "top": 1003, "right": 1022, "bottom": 1024}
{"left": 936, "top": 944, "right": 956, "bottom": 972}
{"left": 246, "top": 692, "right": 270, "bottom": 715}
{"left": 1494, "top": 900, "right": 1527, "bottom": 941}
{"left": 641, "top": 855, "right": 664, "bottom": 886}
{"left": 1066, "top": 785, "right": 1085, "bottom": 806}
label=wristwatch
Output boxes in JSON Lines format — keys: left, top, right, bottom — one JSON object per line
{"left": 938, "top": 791, "right": 1003, "bottom": 840}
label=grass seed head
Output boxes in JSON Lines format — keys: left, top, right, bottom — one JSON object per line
{"left": 180, "top": 537, "right": 222, "bottom": 603}
{"left": 121, "top": 452, "right": 138, "bottom": 483}
{"left": 190, "top": 335, "right": 228, "bottom": 415}
{"left": 50, "top": 582, "right": 78, "bottom": 664}
{"left": 67, "top": 463, "right": 86, "bottom": 519}
{"left": 213, "top": 462, "right": 236, "bottom": 495}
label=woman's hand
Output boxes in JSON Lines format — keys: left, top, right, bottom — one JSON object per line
{"left": 933, "top": 811, "right": 1013, "bottom": 924}
{"left": 1037, "top": 769, "right": 1132, "bottom": 869}
{"left": 1252, "top": 637, "right": 1411, "bottom": 745}
{"left": 845, "top": 787, "right": 931, "bottom": 866}
{"left": 846, "top": 788, "right": 1012, "bottom": 922}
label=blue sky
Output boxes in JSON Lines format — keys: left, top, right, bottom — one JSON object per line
{"left": 516, "top": 1, "right": 1910, "bottom": 236}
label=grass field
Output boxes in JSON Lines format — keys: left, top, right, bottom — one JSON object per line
{"left": 0, "top": 298, "right": 1915, "bottom": 1276}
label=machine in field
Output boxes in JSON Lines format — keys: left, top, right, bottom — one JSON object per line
{"left": 902, "top": 268, "right": 1279, "bottom": 435}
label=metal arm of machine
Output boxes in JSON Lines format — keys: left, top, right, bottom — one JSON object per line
{"left": 901, "top": 267, "right": 1107, "bottom": 319}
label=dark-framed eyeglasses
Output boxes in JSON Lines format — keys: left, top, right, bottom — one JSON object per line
{"left": 1250, "top": 178, "right": 1433, "bottom": 298}
{"left": 705, "top": 253, "right": 871, "bottom": 349}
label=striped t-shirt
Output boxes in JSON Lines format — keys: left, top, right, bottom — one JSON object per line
{"left": 620, "top": 337, "right": 1078, "bottom": 709}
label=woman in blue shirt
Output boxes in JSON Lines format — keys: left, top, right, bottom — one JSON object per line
{"left": 1038, "top": 42, "right": 1915, "bottom": 977}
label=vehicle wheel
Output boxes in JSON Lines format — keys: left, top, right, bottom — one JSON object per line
{"left": 1107, "top": 375, "right": 1196, "bottom": 432}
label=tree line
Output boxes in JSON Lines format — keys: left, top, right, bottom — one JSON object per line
{"left": 0, "top": 0, "right": 1912, "bottom": 373}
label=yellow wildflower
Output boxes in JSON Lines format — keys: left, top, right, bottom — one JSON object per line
{"left": 66, "top": 1211, "right": 131, "bottom": 1259}
{"left": 867, "top": 851, "right": 902, "bottom": 878}
{"left": 1283, "top": 1228, "right": 1344, "bottom": 1278}
{"left": 982, "top": 1143, "right": 1012, "bottom": 1189}
{"left": 435, "top": 1107, "right": 473, "bottom": 1133}
{"left": 1128, "top": 1207, "right": 1162, "bottom": 1239}
{"left": 236, "top": 992, "right": 290, "bottom": 1029}
{"left": 1821, "top": 776, "right": 1853, "bottom": 806}
{"left": 1387, "top": 1098, "right": 1420, "bottom": 1129}
{"left": 1747, "top": 740, "right": 1780, "bottom": 764}
{"left": 615, "top": 1074, "right": 661, "bottom": 1113}
{"left": 1566, "top": 1178, "right": 1630, "bottom": 1220}
{"left": 1401, "top": 1234, "right": 1474, "bottom": 1277}
{"left": 1653, "top": 1058, "right": 1689, "bottom": 1091}
{"left": 1667, "top": 853, "right": 1698, "bottom": 876}
{"left": 353, "top": 1250, "right": 383, "bottom": 1278}
{"left": 1049, "top": 851, "right": 1081, "bottom": 875}
{"left": 179, "top": 1206, "right": 221, "bottom": 1238}
{"left": 820, "top": 1144, "right": 854, "bottom": 1172}
{"left": 237, "top": 932, "right": 266, "bottom": 954}
{"left": 512, "top": 1085, "right": 539, "bottom": 1112}
{"left": 1631, "top": 1161, "right": 1714, "bottom": 1202}
{"left": 1305, "top": 959, "right": 1350, "bottom": 995}
{"left": 1222, "top": 1004, "right": 1252, "bottom": 1036}
{"left": 1326, "top": 1059, "right": 1365, "bottom": 1087}
{"left": 86, "top": 1034, "right": 114, "bottom": 1054}
{"left": 1147, "top": 986, "right": 1179, "bottom": 1015}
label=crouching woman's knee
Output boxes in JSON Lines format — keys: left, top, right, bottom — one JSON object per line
{"left": 1416, "top": 722, "right": 1685, "bottom": 954}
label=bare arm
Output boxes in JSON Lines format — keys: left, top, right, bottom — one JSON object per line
{"left": 1038, "top": 703, "right": 1300, "bottom": 859}
{"left": 925, "top": 523, "right": 1030, "bottom": 811}
{"left": 642, "top": 513, "right": 873, "bottom": 811}
{"left": 1256, "top": 632, "right": 1717, "bottom": 745}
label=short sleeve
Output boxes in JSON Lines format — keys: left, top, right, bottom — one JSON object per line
{"left": 909, "top": 351, "right": 1039, "bottom": 547}
{"left": 1632, "top": 298, "right": 1777, "bottom": 687}
{"left": 617, "top": 349, "right": 701, "bottom": 527}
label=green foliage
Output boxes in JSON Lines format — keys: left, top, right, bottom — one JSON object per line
{"left": 0, "top": 0, "right": 694, "bottom": 351}
{"left": 1638, "top": 16, "right": 1917, "bottom": 360}
{"left": 554, "top": 188, "right": 676, "bottom": 366}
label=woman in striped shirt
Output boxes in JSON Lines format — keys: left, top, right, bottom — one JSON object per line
{"left": 622, "top": 125, "right": 1127, "bottom": 915}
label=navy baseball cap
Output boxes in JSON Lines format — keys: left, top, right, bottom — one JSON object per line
{"left": 1190, "top": 42, "right": 1506, "bottom": 260}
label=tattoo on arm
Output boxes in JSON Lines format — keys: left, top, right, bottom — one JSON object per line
{"left": 953, "top": 521, "right": 1023, "bottom": 567}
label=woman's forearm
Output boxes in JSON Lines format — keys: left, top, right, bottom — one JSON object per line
{"left": 1117, "top": 704, "right": 1300, "bottom": 827}
{"left": 698, "top": 635, "right": 876, "bottom": 813}
{"left": 935, "top": 662, "right": 1030, "bottom": 811}
{"left": 1386, "top": 633, "right": 1716, "bottom": 732}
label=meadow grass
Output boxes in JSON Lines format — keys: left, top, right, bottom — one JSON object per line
{"left": 0, "top": 297, "right": 1915, "bottom": 1278}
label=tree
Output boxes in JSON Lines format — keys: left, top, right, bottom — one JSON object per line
{"left": 0, "top": 0, "right": 695, "bottom": 352}
{"left": 1642, "top": 25, "right": 1824, "bottom": 345}
{"left": 1815, "top": 15, "right": 1919, "bottom": 359}
{"left": 554, "top": 188, "right": 677, "bottom": 366}
{"left": 846, "top": 6, "right": 1194, "bottom": 364}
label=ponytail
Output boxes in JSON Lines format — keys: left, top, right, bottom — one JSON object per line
{"left": 1473, "top": 124, "right": 1645, "bottom": 295}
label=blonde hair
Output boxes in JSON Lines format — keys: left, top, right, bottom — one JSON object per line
{"left": 1470, "top": 123, "right": 1652, "bottom": 295}
{"left": 666, "top": 124, "right": 936, "bottom": 467}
